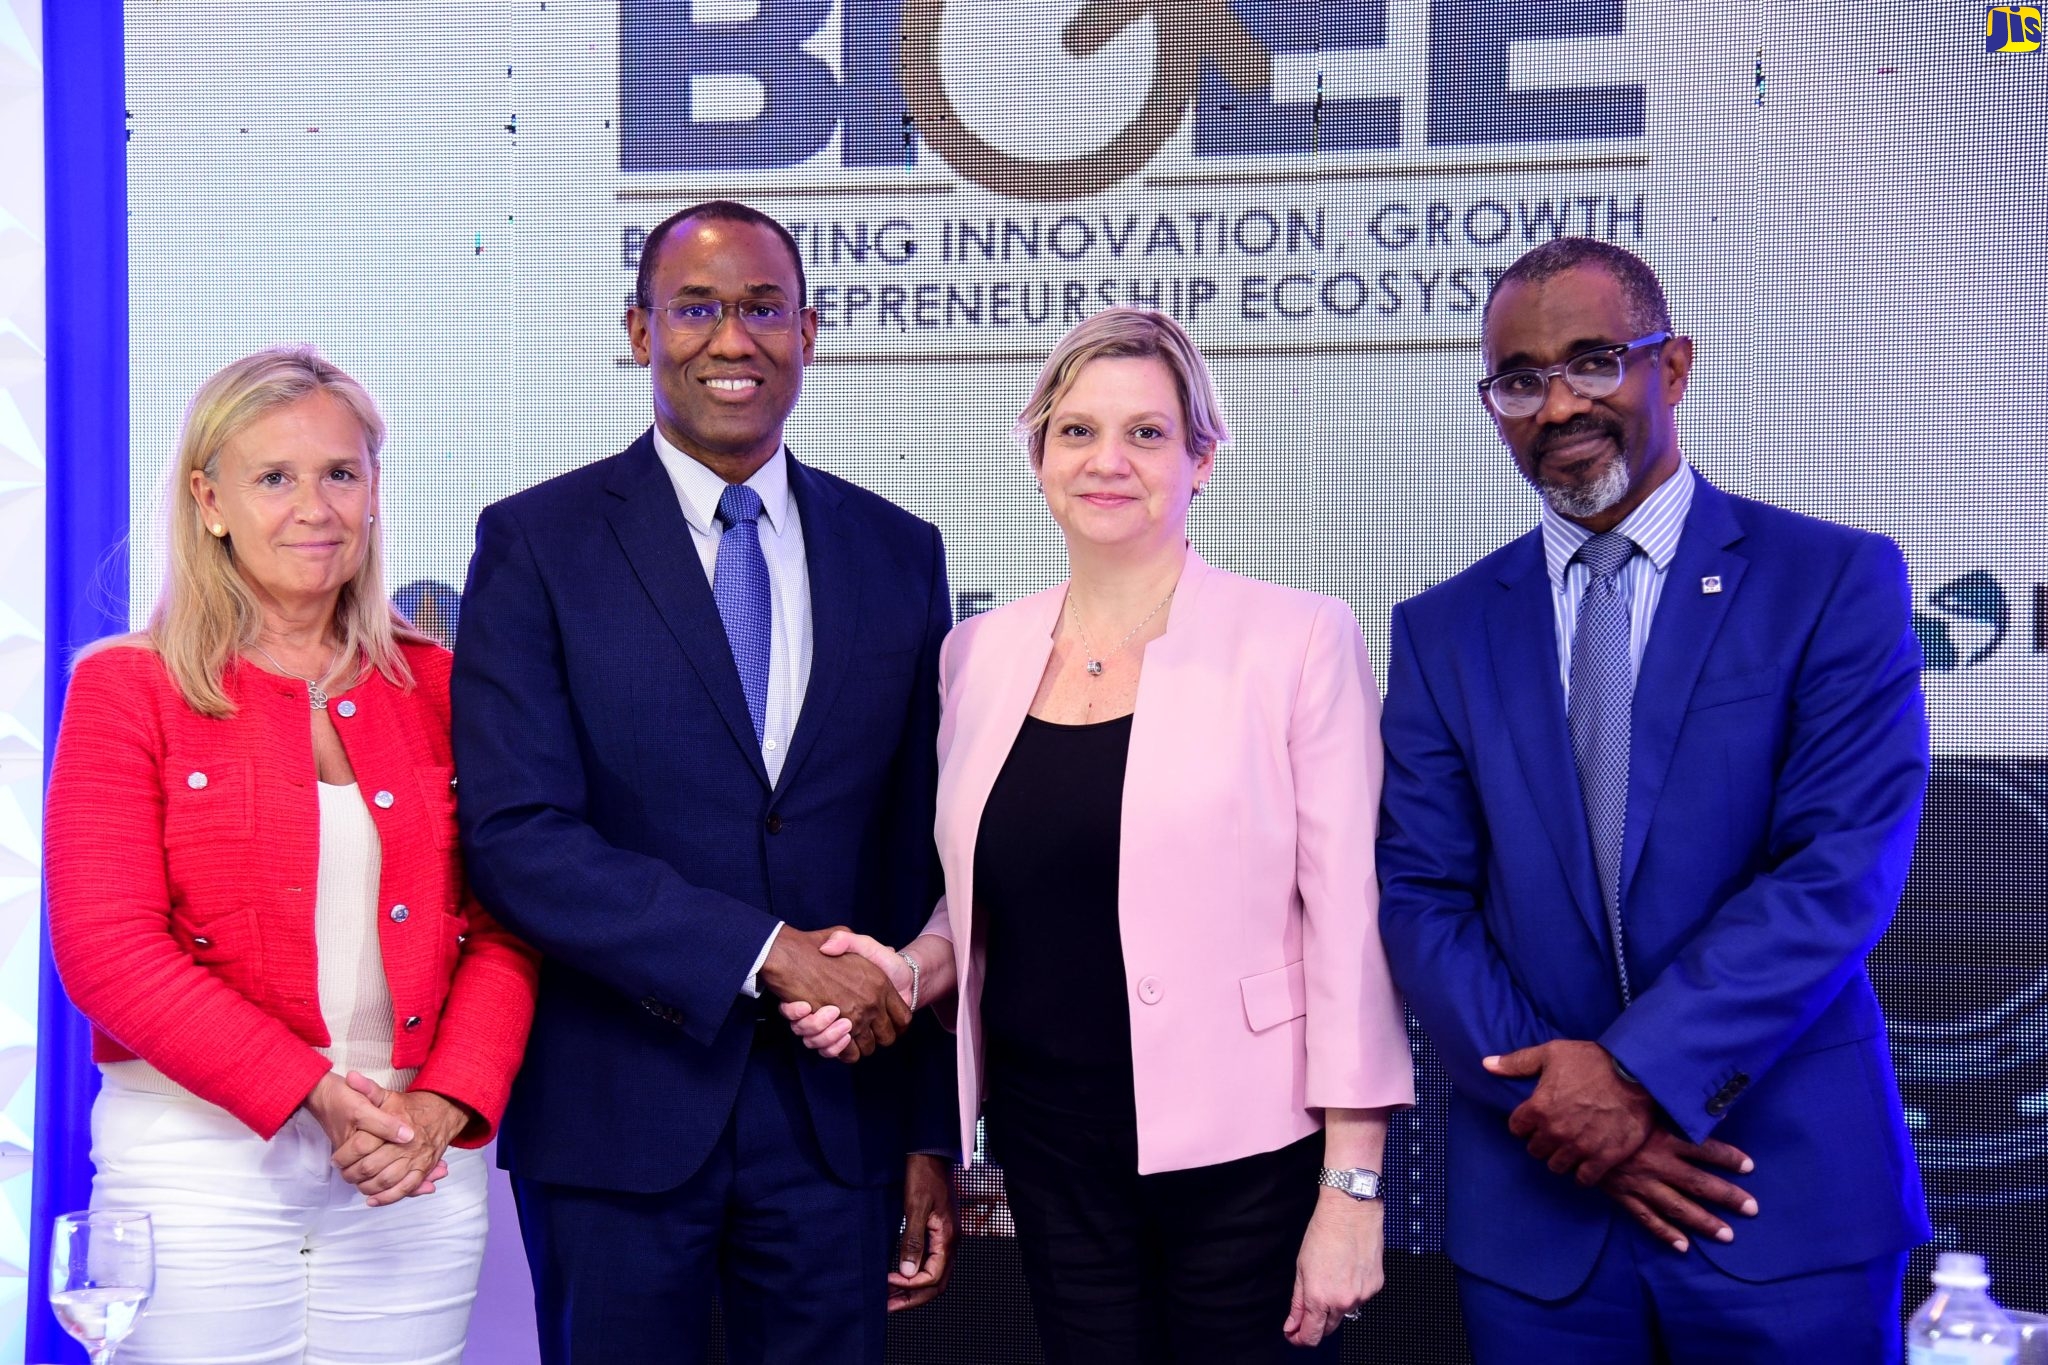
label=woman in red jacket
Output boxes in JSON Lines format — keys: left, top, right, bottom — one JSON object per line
{"left": 44, "top": 346, "right": 539, "bottom": 1365}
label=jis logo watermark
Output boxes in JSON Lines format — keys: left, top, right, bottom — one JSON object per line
{"left": 1987, "top": 5, "right": 2043, "bottom": 52}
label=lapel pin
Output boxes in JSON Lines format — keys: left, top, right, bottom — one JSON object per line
{"left": 1701, "top": 576, "right": 1723, "bottom": 595}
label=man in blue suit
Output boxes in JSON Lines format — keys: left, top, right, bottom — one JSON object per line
{"left": 452, "top": 200, "right": 957, "bottom": 1363}
{"left": 1378, "top": 238, "right": 1929, "bottom": 1361}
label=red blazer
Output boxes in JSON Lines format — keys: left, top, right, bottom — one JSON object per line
{"left": 45, "top": 640, "right": 539, "bottom": 1143}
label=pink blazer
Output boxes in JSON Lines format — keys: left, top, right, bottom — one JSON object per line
{"left": 924, "top": 549, "right": 1415, "bottom": 1174}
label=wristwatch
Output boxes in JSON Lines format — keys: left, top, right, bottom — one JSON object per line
{"left": 1317, "top": 1167, "right": 1384, "bottom": 1201}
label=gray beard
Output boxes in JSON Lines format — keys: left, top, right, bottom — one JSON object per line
{"left": 1537, "top": 448, "right": 1632, "bottom": 520}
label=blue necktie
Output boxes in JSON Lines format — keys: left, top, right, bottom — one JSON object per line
{"left": 1568, "top": 531, "right": 1636, "bottom": 1003}
{"left": 713, "top": 483, "right": 771, "bottom": 747}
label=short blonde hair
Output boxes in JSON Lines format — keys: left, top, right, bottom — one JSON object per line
{"left": 1015, "top": 307, "right": 1231, "bottom": 466}
{"left": 131, "top": 346, "right": 425, "bottom": 716}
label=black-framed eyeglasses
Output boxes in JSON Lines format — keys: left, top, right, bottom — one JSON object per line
{"left": 1477, "top": 331, "right": 1672, "bottom": 418}
{"left": 644, "top": 298, "right": 804, "bottom": 336}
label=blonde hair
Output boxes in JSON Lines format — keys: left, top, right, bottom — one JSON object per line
{"left": 133, "top": 345, "right": 425, "bottom": 716}
{"left": 1015, "top": 307, "right": 1231, "bottom": 466}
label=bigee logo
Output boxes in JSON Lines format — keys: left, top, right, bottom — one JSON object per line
{"left": 618, "top": 0, "right": 1648, "bottom": 199}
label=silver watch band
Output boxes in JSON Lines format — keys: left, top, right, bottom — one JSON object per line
{"left": 896, "top": 948, "right": 922, "bottom": 1011}
{"left": 1317, "top": 1166, "right": 1384, "bottom": 1200}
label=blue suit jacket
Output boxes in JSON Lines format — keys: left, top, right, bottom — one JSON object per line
{"left": 1378, "top": 475, "right": 1931, "bottom": 1299}
{"left": 452, "top": 433, "right": 956, "bottom": 1193}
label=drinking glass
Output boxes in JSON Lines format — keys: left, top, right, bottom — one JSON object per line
{"left": 48, "top": 1210, "right": 154, "bottom": 1364}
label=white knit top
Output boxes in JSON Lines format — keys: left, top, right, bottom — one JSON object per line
{"left": 312, "top": 781, "right": 415, "bottom": 1093}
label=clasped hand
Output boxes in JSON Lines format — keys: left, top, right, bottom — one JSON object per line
{"left": 1485, "top": 1041, "right": 1759, "bottom": 1252}
{"left": 303, "top": 1070, "right": 470, "bottom": 1207}
{"left": 1485, "top": 1040, "right": 1654, "bottom": 1182}
{"left": 1601, "top": 1128, "right": 1758, "bottom": 1253}
{"left": 760, "top": 925, "right": 911, "bottom": 1062}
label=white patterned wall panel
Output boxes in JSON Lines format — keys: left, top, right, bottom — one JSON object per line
{"left": 0, "top": 0, "right": 42, "bottom": 1358}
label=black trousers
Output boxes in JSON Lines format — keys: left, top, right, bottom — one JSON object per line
{"left": 989, "top": 1088, "right": 1340, "bottom": 1365}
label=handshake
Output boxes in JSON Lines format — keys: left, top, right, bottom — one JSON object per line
{"left": 759, "top": 926, "right": 950, "bottom": 1063}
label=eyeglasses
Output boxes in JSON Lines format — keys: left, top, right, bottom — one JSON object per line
{"left": 1477, "top": 331, "right": 1672, "bottom": 418}
{"left": 645, "top": 298, "right": 803, "bottom": 336}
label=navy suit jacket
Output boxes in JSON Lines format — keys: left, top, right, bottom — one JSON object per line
{"left": 452, "top": 432, "right": 956, "bottom": 1193}
{"left": 1378, "top": 475, "right": 1931, "bottom": 1299}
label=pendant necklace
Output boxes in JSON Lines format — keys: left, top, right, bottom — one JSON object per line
{"left": 252, "top": 643, "right": 340, "bottom": 711}
{"left": 1068, "top": 587, "right": 1176, "bottom": 678}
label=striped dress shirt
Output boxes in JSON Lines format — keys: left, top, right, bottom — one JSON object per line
{"left": 1540, "top": 459, "right": 1697, "bottom": 701}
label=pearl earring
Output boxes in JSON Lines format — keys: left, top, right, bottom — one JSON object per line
{"left": 209, "top": 523, "right": 226, "bottom": 538}
{"left": 367, "top": 514, "right": 377, "bottom": 525}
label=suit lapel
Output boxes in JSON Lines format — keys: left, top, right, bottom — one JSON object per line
{"left": 1485, "top": 533, "right": 1610, "bottom": 954}
{"left": 1618, "top": 480, "right": 1748, "bottom": 907}
{"left": 774, "top": 454, "right": 855, "bottom": 794}
{"left": 603, "top": 434, "right": 770, "bottom": 789}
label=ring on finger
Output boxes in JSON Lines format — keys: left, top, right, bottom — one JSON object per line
{"left": 1342, "top": 1308, "right": 1363, "bottom": 1322}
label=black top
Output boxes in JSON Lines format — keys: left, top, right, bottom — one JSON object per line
{"left": 975, "top": 713, "right": 1136, "bottom": 1125}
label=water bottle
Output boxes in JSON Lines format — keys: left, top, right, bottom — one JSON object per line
{"left": 1909, "top": 1252, "right": 2020, "bottom": 1365}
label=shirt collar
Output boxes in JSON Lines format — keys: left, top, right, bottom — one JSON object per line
{"left": 1541, "top": 458, "right": 1695, "bottom": 592}
{"left": 651, "top": 425, "right": 792, "bottom": 536}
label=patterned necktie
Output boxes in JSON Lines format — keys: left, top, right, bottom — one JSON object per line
{"left": 713, "top": 483, "right": 771, "bottom": 747}
{"left": 1568, "top": 530, "right": 1636, "bottom": 1003}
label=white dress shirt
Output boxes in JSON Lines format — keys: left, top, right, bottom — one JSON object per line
{"left": 651, "top": 426, "right": 815, "bottom": 994}
{"left": 1540, "top": 459, "right": 1697, "bottom": 701}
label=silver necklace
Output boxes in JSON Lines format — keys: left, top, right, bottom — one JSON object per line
{"left": 252, "top": 643, "right": 339, "bottom": 711}
{"left": 1068, "top": 588, "right": 1176, "bottom": 677}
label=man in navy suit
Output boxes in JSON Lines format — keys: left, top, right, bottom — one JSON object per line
{"left": 452, "top": 200, "right": 957, "bottom": 1363}
{"left": 1378, "top": 238, "right": 1929, "bottom": 1361}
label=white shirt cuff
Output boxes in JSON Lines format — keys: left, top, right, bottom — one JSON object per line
{"left": 740, "top": 922, "right": 784, "bottom": 999}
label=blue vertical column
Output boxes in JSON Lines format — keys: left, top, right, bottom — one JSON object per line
{"left": 33, "top": 0, "right": 127, "bottom": 1360}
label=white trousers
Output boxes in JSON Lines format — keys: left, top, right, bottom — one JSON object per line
{"left": 88, "top": 1071, "right": 490, "bottom": 1365}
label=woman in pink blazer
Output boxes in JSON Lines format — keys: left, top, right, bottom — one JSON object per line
{"left": 786, "top": 307, "right": 1414, "bottom": 1362}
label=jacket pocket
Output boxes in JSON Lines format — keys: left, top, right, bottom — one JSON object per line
{"left": 1240, "top": 960, "right": 1308, "bottom": 1033}
{"left": 1687, "top": 666, "right": 1780, "bottom": 712}
{"left": 162, "top": 759, "right": 258, "bottom": 909}
{"left": 413, "top": 765, "right": 460, "bottom": 850}
{"left": 173, "top": 902, "right": 263, "bottom": 998}
{"left": 860, "top": 646, "right": 919, "bottom": 681}
{"left": 436, "top": 907, "right": 471, "bottom": 983}
{"left": 162, "top": 756, "right": 255, "bottom": 846}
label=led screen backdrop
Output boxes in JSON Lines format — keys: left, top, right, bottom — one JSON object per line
{"left": 119, "top": 2, "right": 2044, "bottom": 1359}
